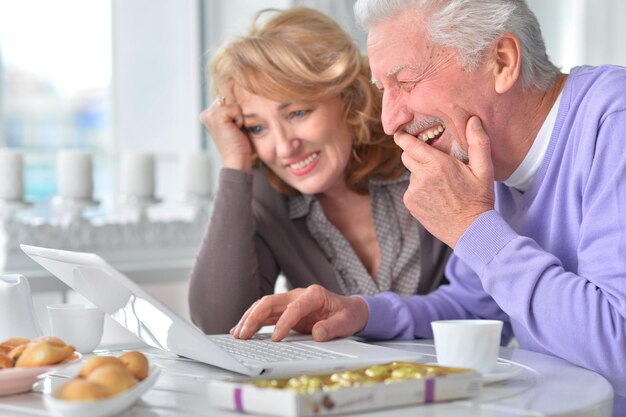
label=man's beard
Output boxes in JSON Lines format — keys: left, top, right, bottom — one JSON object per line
{"left": 451, "top": 140, "right": 469, "bottom": 164}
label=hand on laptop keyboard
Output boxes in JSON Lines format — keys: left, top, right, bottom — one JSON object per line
{"left": 212, "top": 335, "right": 348, "bottom": 363}
{"left": 230, "top": 285, "right": 369, "bottom": 343}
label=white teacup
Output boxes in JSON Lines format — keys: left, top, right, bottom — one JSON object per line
{"left": 431, "top": 319, "right": 503, "bottom": 374}
{"left": 47, "top": 303, "right": 105, "bottom": 353}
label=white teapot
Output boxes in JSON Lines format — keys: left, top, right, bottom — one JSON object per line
{"left": 0, "top": 274, "right": 42, "bottom": 341}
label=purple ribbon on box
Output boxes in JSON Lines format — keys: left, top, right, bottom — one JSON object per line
{"left": 235, "top": 387, "right": 244, "bottom": 412}
{"left": 425, "top": 379, "right": 435, "bottom": 403}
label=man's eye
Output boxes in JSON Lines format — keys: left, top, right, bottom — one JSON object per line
{"left": 399, "top": 81, "right": 417, "bottom": 92}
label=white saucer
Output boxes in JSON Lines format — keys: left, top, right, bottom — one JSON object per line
{"left": 427, "top": 361, "right": 523, "bottom": 385}
{"left": 482, "top": 362, "right": 524, "bottom": 384}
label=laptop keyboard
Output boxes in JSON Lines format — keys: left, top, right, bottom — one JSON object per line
{"left": 211, "top": 334, "right": 349, "bottom": 363}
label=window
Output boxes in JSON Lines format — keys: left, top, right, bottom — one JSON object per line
{"left": 0, "top": 0, "right": 112, "bottom": 202}
{"left": 3, "top": 0, "right": 622, "bottom": 207}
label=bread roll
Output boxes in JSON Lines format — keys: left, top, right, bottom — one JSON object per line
{"left": 119, "top": 351, "right": 149, "bottom": 380}
{"left": 49, "top": 350, "right": 152, "bottom": 402}
{"left": 87, "top": 365, "right": 137, "bottom": 396}
{"left": 79, "top": 355, "right": 125, "bottom": 378}
{"left": 55, "top": 379, "right": 110, "bottom": 401}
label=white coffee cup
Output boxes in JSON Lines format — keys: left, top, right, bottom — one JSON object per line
{"left": 431, "top": 319, "right": 503, "bottom": 374}
{"left": 47, "top": 303, "right": 105, "bottom": 353}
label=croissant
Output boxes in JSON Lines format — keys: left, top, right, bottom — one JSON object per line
{"left": 15, "top": 341, "right": 75, "bottom": 367}
{"left": 60, "top": 352, "right": 81, "bottom": 364}
{"left": 2, "top": 337, "right": 31, "bottom": 348}
{"left": 7, "top": 343, "right": 29, "bottom": 363}
{"left": 0, "top": 352, "right": 12, "bottom": 369}
{"left": 34, "top": 336, "right": 68, "bottom": 348}
{"left": 119, "top": 351, "right": 149, "bottom": 380}
{"left": 0, "top": 344, "right": 13, "bottom": 355}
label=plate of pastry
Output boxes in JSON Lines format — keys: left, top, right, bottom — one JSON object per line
{"left": 0, "top": 336, "right": 81, "bottom": 396}
{"left": 43, "top": 350, "right": 160, "bottom": 417}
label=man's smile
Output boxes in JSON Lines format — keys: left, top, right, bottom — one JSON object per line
{"left": 402, "top": 120, "right": 446, "bottom": 145}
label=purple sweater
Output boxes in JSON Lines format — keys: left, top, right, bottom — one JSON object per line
{"left": 360, "top": 65, "right": 626, "bottom": 414}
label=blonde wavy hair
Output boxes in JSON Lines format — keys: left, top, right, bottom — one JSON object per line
{"left": 209, "top": 7, "right": 403, "bottom": 195}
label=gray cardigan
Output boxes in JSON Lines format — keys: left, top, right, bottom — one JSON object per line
{"left": 188, "top": 168, "right": 451, "bottom": 334}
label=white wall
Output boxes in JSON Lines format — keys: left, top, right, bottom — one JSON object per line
{"left": 112, "top": 0, "right": 202, "bottom": 200}
{"left": 527, "top": 0, "right": 626, "bottom": 71}
{"left": 113, "top": 0, "right": 201, "bottom": 153}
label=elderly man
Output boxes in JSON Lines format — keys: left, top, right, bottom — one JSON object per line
{"left": 230, "top": 0, "right": 626, "bottom": 414}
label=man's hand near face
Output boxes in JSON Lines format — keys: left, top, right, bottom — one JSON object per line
{"left": 394, "top": 116, "right": 495, "bottom": 248}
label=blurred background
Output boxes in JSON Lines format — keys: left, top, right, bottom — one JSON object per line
{"left": 0, "top": 0, "right": 624, "bottom": 343}
{"left": 1, "top": 0, "right": 624, "bottom": 205}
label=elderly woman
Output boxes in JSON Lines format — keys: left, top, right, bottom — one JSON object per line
{"left": 188, "top": 7, "right": 450, "bottom": 334}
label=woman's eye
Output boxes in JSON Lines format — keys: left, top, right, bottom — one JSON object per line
{"left": 289, "top": 109, "right": 310, "bottom": 119}
{"left": 245, "top": 125, "right": 265, "bottom": 136}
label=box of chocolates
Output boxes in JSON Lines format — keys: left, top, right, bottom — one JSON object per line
{"left": 208, "top": 362, "right": 482, "bottom": 416}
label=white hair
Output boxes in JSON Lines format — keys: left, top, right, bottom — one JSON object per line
{"left": 354, "top": 0, "right": 560, "bottom": 91}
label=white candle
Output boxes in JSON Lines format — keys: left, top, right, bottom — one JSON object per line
{"left": 181, "top": 153, "right": 212, "bottom": 197}
{"left": 0, "top": 149, "right": 24, "bottom": 200}
{"left": 57, "top": 150, "right": 93, "bottom": 200}
{"left": 119, "top": 151, "right": 155, "bottom": 198}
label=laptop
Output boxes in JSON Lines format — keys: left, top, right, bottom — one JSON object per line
{"left": 21, "top": 244, "right": 424, "bottom": 377}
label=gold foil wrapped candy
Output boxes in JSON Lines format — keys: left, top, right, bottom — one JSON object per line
{"left": 287, "top": 376, "right": 326, "bottom": 394}
{"left": 251, "top": 362, "right": 471, "bottom": 394}
{"left": 364, "top": 364, "right": 390, "bottom": 379}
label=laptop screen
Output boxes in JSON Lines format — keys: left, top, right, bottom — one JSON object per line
{"left": 21, "top": 244, "right": 250, "bottom": 374}
{"left": 21, "top": 244, "right": 426, "bottom": 378}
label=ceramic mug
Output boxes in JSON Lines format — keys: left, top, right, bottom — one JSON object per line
{"left": 47, "top": 303, "right": 104, "bottom": 353}
{"left": 431, "top": 319, "right": 503, "bottom": 374}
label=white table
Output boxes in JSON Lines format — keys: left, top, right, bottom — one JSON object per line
{"left": 0, "top": 341, "right": 614, "bottom": 417}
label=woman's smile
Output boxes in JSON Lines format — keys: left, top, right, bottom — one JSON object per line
{"left": 285, "top": 152, "right": 320, "bottom": 175}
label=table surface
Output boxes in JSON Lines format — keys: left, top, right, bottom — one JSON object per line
{"left": 0, "top": 340, "right": 614, "bottom": 417}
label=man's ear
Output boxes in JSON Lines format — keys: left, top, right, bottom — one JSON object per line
{"left": 492, "top": 33, "right": 521, "bottom": 94}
